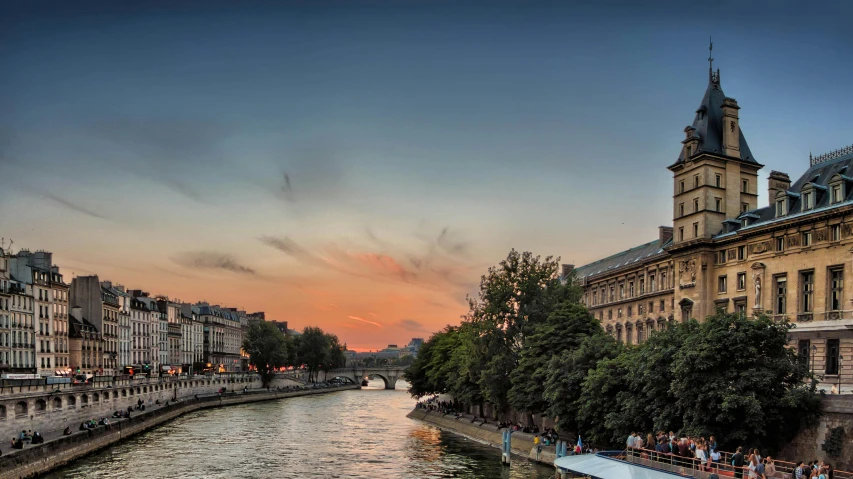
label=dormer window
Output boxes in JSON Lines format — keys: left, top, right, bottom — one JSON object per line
{"left": 828, "top": 174, "right": 848, "bottom": 204}
{"left": 831, "top": 184, "right": 843, "bottom": 203}
{"left": 775, "top": 199, "right": 787, "bottom": 217}
{"left": 802, "top": 191, "right": 812, "bottom": 210}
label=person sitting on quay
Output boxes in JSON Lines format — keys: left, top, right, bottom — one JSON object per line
{"left": 30, "top": 432, "right": 44, "bottom": 445}
{"left": 63, "top": 426, "right": 72, "bottom": 436}
{"left": 11, "top": 438, "right": 24, "bottom": 449}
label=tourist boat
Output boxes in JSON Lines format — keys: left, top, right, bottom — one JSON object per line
{"left": 555, "top": 451, "right": 710, "bottom": 479}
{"left": 361, "top": 379, "right": 369, "bottom": 387}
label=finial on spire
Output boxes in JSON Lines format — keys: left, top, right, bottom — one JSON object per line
{"left": 708, "top": 36, "right": 714, "bottom": 74}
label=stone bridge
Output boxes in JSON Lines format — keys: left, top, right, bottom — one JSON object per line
{"left": 316, "top": 366, "right": 407, "bottom": 390}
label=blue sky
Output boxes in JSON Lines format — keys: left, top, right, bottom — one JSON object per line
{"left": 1, "top": 1, "right": 852, "bottom": 348}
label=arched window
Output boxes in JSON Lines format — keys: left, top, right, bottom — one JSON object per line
{"left": 93, "top": 392, "right": 100, "bottom": 402}
{"left": 0, "top": 405, "right": 6, "bottom": 420}
{"left": 15, "top": 401, "right": 28, "bottom": 417}
{"left": 121, "top": 389, "right": 127, "bottom": 398}
{"left": 103, "top": 391, "right": 110, "bottom": 400}
{"left": 34, "top": 399, "right": 46, "bottom": 413}
{"left": 81, "top": 394, "right": 89, "bottom": 405}
{"left": 67, "top": 395, "right": 77, "bottom": 408}
{"left": 52, "top": 397, "right": 62, "bottom": 410}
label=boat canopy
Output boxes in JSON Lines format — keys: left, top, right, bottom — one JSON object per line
{"left": 554, "top": 453, "right": 695, "bottom": 479}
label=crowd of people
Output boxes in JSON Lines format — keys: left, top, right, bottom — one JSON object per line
{"left": 625, "top": 431, "right": 836, "bottom": 479}
{"left": 8, "top": 430, "right": 44, "bottom": 450}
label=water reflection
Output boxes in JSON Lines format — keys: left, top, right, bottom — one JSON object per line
{"left": 45, "top": 379, "right": 554, "bottom": 479}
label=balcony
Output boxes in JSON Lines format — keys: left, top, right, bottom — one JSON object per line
{"left": 797, "top": 312, "right": 814, "bottom": 322}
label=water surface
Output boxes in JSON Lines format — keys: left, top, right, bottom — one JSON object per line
{"left": 45, "top": 380, "right": 555, "bottom": 479}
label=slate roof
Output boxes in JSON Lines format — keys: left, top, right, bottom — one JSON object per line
{"left": 673, "top": 69, "right": 757, "bottom": 165}
{"left": 716, "top": 147, "right": 853, "bottom": 238}
{"left": 574, "top": 238, "right": 671, "bottom": 281}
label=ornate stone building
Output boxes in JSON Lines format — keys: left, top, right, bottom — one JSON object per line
{"left": 572, "top": 65, "right": 852, "bottom": 388}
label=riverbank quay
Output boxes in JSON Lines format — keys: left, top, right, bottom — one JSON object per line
{"left": 407, "top": 409, "right": 559, "bottom": 467}
{"left": 0, "top": 373, "right": 265, "bottom": 441}
{"left": 0, "top": 384, "right": 358, "bottom": 479}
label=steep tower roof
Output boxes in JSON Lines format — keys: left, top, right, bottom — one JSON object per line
{"left": 673, "top": 68, "right": 757, "bottom": 165}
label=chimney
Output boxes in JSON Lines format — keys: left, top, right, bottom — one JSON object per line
{"left": 721, "top": 97, "right": 741, "bottom": 157}
{"left": 768, "top": 171, "right": 791, "bottom": 206}
{"left": 659, "top": 226, "right": 674, "bottom": 245}
{"left": 561, "top": 264, "right": 574, "bottom": 280}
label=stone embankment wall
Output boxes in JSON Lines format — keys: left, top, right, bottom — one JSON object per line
{"left": 779, "top": 395, "right": 853, "bottom": 471}
{"left": 406, "top": 409, "right": 557, "bottom": 466}
{"left": 0, "top": 384, "right": 358, "bottom": 479}
{"left": 0, "top": 374, "right": 275, "bottom": 441}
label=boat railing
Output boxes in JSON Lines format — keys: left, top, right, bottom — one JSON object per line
{"left": 623, "top": 445, "right": 853, "bottom": 479}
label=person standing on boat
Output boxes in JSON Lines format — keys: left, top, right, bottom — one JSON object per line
{"left": 732, "top": 446, "right": 745, "bottom": 479}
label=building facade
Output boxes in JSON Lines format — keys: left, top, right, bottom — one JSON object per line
{"left": 198, "top": 303, "right": 242, "bottom": 372}
{"left": 573, "top": 65, "right": 853, "bottom": 389}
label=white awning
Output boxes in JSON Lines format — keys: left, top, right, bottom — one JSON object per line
{"left": 555, "top": 454, "right": 686, "bottom": 479}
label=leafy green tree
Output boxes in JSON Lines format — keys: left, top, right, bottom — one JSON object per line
{"left": 544, "top": 332, "right": 621, "bottom": 435}
{"left": 671, "top": 312, "right": 820, "bottom": 453}
{"left": 242, "top": 320, "right": 291, "bottom": 387}
{"left": 465, "top": 250, "right": 575, "bottom": 413}
{"left": 574, "top": 348, "right": 634, "bottom": 447}
{"left": 508, "top": 302, "right": 601, "bottom": 415}
{"left": 324, "top": 334, "right": 347, "bottom": 373}
{"left": 297, "top": 326, "right": 331, "bottom": 382}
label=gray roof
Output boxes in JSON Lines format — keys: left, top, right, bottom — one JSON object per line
{"left": 574, "top": 238, "right": 670, "bottom": 281}
{"left": 673, "top": 69, "right": 757, "bottom": 165}
{"left": 715, "top": 147, "right": 853, "bottom": 238}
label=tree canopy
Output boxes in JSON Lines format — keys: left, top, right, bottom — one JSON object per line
{"left": 242, "top": 320, "right": 292, "bottom": 387}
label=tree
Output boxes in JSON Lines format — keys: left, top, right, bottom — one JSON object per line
{"left": 297, "top": 326, "right": 331, "bottom": 382}
{"left": 324, "top": 334, "right": 347, "bottom": 374}
{"left": 465, "top": 250, "right": 575, "bottom": 413}
{"left": 508, "top": 302, "right": 600, "bottom": 415}
{"left": 671, "top": 312, "right": 820, "bottom": 453}
{"left": 242, "top": 321, "right": 290, "bottom": 387}
{"left": 544, "top": 331, "right": 621, "bottom": 436}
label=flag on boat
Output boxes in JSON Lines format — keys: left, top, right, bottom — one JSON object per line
{"left": 577, "top": 435, "right": 582, "bottom": 450}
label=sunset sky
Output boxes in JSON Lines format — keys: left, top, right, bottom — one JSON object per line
{"left": 2, "top": 1, "right": 852, "bottom": 350}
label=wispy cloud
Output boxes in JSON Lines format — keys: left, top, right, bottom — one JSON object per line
{"left": 348, "top": 315, "right": 383, "bottom": 328}
{"left": 396, "top": 319, "right": 426, "bottom": 331}
{"left": 172, "top": 251, "right": 256, "bottom": 276}
{"left": 43, "top": 194, "right": 109, "bottom": 220}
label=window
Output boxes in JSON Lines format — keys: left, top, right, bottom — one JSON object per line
{"left": 619, "top": 283, "right": 624, "bottom": 299}
{"left": 627, "top": 306, "right": 632, "bottom": 317}
{"left": 741, "top": 179, "right": 748, "bottom": 193}
{"left": 825, "top": 339, "right": 840, "bottom": 375}
{"left": 831, "top": 224, "right": 841, "bottom": 241}
{"left": 694, "top": 175, "right": 699, "bottom": 188}
{"left": 693, "top": 223, "right": 699, "bottom": 238}
{"left": 801, "top": 270, "right": 814, "bottom": 313}
{"left": 829, "top": 267, "right": 844, "bottom": 311}
{"left": 775, "top": 275, "right": 787, "bottom": 314}
{"left": 776, "top": 199, "right": 786, "bottom": 217}
{"left": 609, "top": 286, "right": 615, "bottom": 302}
{"left": 649, "top": 301, "right": 654, "bottom": 313}
{"left": 802, "top": 192, "right": 812, "bottom": 210}
{"left": 693, "top": 198, "right": 699, "bottom": 212}
{"left": 660, "top": 299, "right": 665, "bottom": 312}
{"left": 776, "top": 237, "right": 785, "bottom": 252}
{"left": 715, "top": 198, "right": 722, "bottom": 212}
{"left": 798, "top": 339, "right": 811, "bottom": 368}
{"left": 718, "top": 250, "right": 727, "bottom": 264}
{"left": 715, "top": 174, "right": 721, "bottom": 187}
{"left": 661, "top": 272, "right": 667, "bottom": 289}
{"left": 650, "top": 274, "right": 656, "bottom": 292}
{"left": 737, "top": 272, "right": 746, "bottom": 290}
{"left": 679, "top": 181, "right": 685, "bottom": 194}
{"left": 718, "top": 275, "right": 727, "bottom": 293}
{"left": 608, "top": 310, "right": 612, "bottom": 320}
{"left": 831, "top": 184, "right": 842, "bottom": 203}
{"left": 734, "top": 300, "right": 747, "bottom": 318}
{"left": 678, "top": 227, "right": 684, "bottom": 241}
{"left": 802, "top": 232, "right": 812, "bottom": 247}
{"left": 741, "top": 202, "right": 749, "bottom": 213}
{"left": 639, "top": 279, "right": 645, "bottom": 295}
{"left": 629, "top": 282, "right": 634, "bottom": 297}
{"left": 679, "top": 203, "right": 684, "bottom": 217}
{"left": 737, "top": 246, "right": 746, "bottom": 260}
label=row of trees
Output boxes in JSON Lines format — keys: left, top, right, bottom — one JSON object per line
{"left": 242, "top": 322, "right": 347, "bottom": 386}
{"left": 405, "top": 250, "right": 821, "bottom": 453}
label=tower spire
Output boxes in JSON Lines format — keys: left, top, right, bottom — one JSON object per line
{"left": 708, "top": 36, "right": 714, "bottom": 79}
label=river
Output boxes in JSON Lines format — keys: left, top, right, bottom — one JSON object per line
{"left": 44, "top": 380, "right": 555, "bottom": 478}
